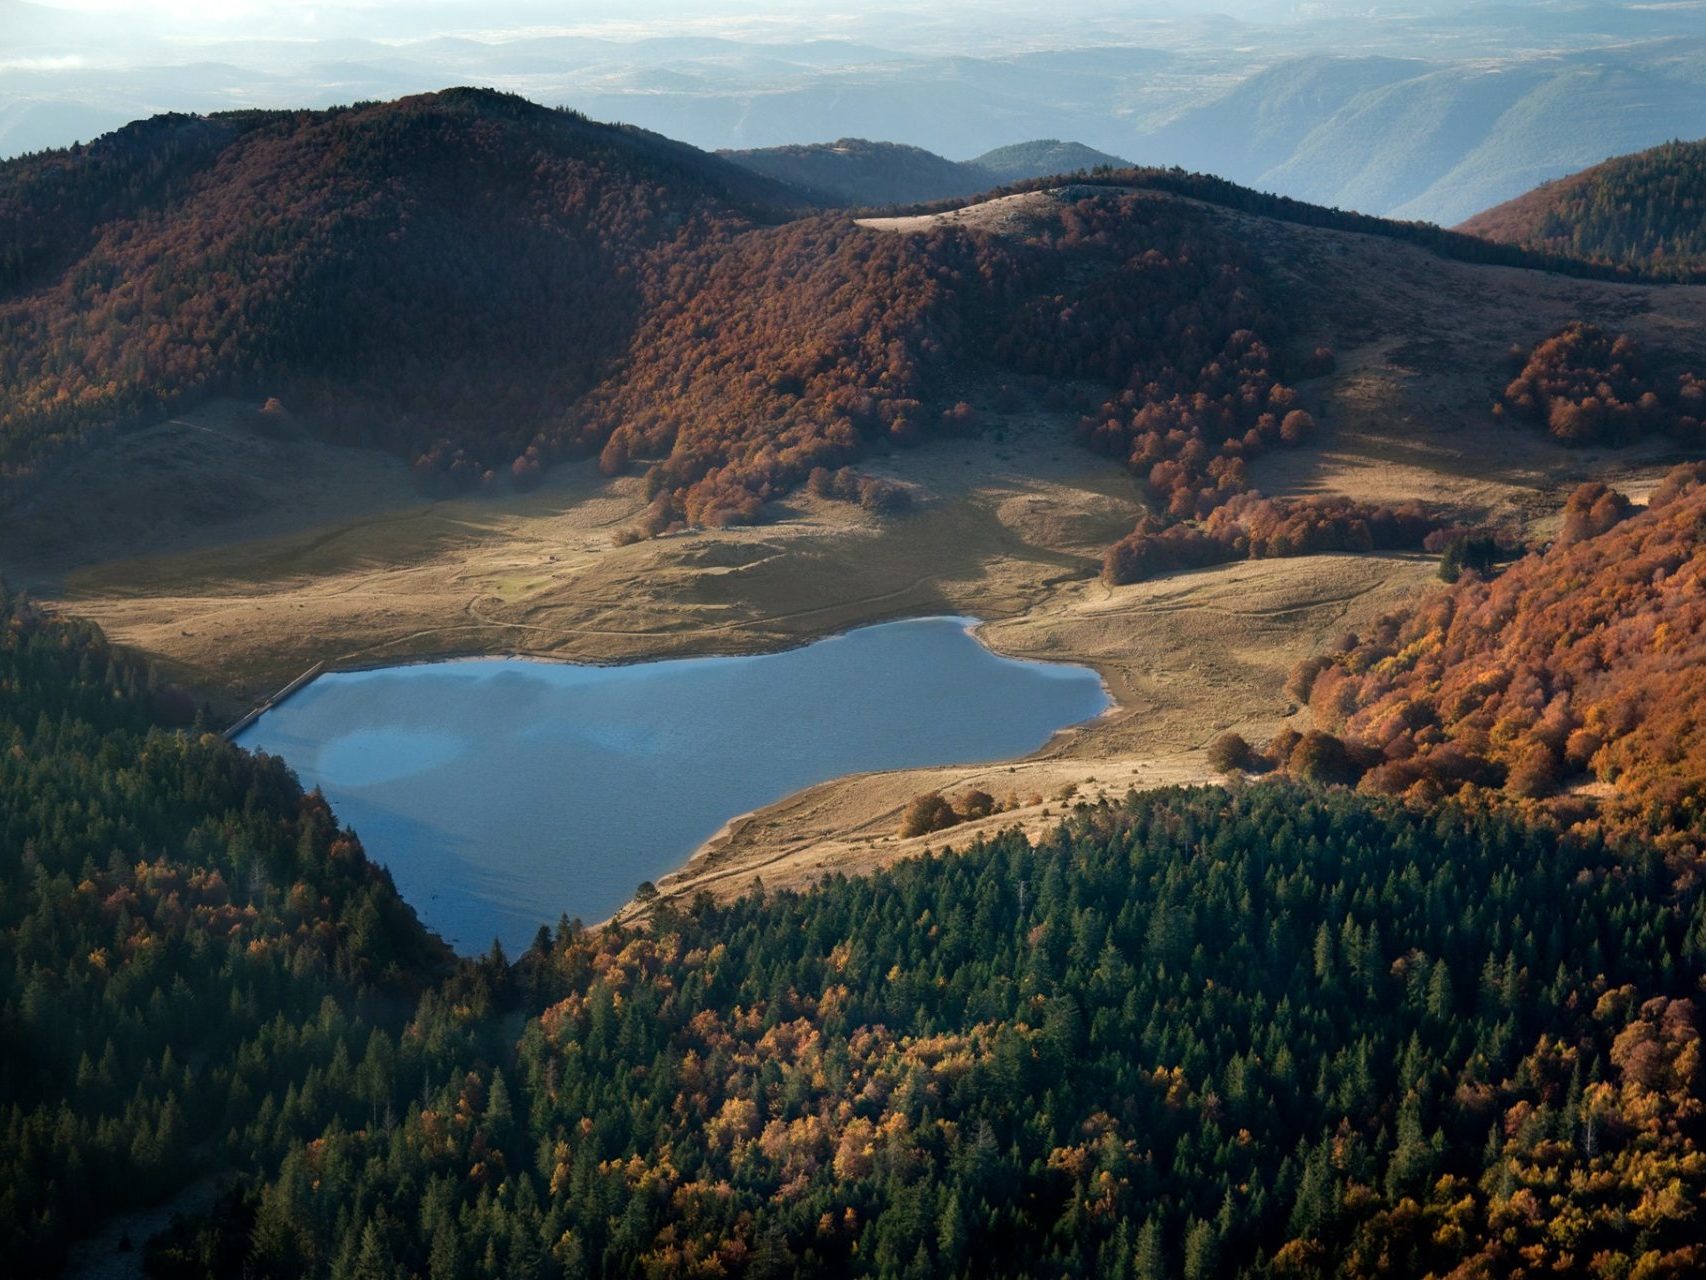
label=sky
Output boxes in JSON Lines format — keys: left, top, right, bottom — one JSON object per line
{"left": 6, "top": 0, "right": 1426, "bottom": 43}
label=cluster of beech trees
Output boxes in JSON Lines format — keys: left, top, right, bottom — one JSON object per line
{"left": 1234, "top": 463, "right": 1706, "bottom": 852}
{"left": 1103, "top": 494, "right": 1437, "bottom": 586}
{"left": 1495, "top": 322, "right": 1706, "bottom": 445}
{"left": 897, "top": 788, "right": 1035, "bottom": 837}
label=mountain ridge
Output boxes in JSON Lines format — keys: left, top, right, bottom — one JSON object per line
{"left": 1458, "top": 135, "right": 1706, "bottom": 275}
{"left": 1, "top": 88, "right": 1696, "bottom": 558}
{"left": 719, "top": 135, "right": 1130, "bottom": 208}
{"left": 1137, "top": 43, "right": 1706, "bottom": 224}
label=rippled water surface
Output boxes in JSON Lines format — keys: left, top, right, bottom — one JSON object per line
{"left": 235, "top": 617, "right": 1109, "bottom": 951}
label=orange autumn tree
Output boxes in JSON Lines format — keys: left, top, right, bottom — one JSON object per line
{"left": 1277, "top": 462, "right": 1706, "bottom": 851}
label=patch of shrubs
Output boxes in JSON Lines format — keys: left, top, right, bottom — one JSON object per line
{"left": 1206, "top": 731, "right": 1260, "bottom": 774}
{"left": 808, "top": 466, "right": 914, "bottom": 515}
{"left": 898, "top": 787, "right": 1026, "bottom": 837}
{"left": 1103, "top": 494, "right": 1439, "bottom": 586}
{"left": 1495, "top": 322, "right": 1705, "bottom": 445}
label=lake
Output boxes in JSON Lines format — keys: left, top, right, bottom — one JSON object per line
{"left": 234, "top": 616, "right": 1110, "bottom": 952}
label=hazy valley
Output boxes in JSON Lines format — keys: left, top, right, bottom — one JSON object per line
{"left": 8, "top": 1, "right": 1706, "bottom": 222}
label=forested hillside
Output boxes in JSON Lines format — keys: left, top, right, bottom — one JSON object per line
{"left": 1460, "top": 138, "right": 1706, "bottom": 276}
{"left": 138, "top": 787, "right": 1706, "bottom": 1278}
{"left": 1269, "top": 462, "right": 1706, "bottom": 850}
{"left": 0, "top": 584, "right": 451, "bottom": 1273}
{"left": 596, "top": 187, "right": 1336, "bottom": 535}
{"left": 2, "top": 89, "right": 1668, "bottom": 549}
{"left": 0, "top": 93, "right": 1353, "bottom": 541}
{"left": 7, "top": 576, "right": 1706, "bottom": 1275}
{"left": 0, "top": 88, "right": 799, "bottom": 498}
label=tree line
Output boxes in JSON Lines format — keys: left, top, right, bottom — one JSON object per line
{"left": 6, "top": 579, "right": 1706, "bottom": 1276}
{"left": 2, "top": 90, "right": 1447, "bottom": 569}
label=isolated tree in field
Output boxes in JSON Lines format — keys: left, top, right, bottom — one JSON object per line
{"left": 857, "top": 477, "right": 911, "bottom": 514}
{"left": 1207, "top": 732, "right": 1253, "bottom": 773}
{"left": 955, "top": 789, "right": 995, "bottom": 820}
{"left": 511, "top": 450, "right": 543, "bottom": 492}
{"left": 1279, "top": 408, "right": 1316, "bottom": 445}
{"left": 1288, "top": 730, "right": 1358, "bottom": 786}
{"left": 899, "top": 792, "right": 958, "bottom": 837}
{"left": 1301, "top": 345, "right": 1337, "bottom": 377}
{"left": 1437, "top": 531, "right": 1500, "bottom": 582}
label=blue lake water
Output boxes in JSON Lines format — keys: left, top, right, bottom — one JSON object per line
{"left": 234, "top": 617, "right": 1109, "bottom": 952}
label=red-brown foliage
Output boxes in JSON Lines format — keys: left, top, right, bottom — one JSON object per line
{"left": 896, "top": 787, "right": 1015, "bottom": 837}
{"left": 568, "top": 216, "right": 978, "bottom": 530}
{"left": 1267, "top": 464, "right": 1706, "bottom": 846}
{"left": 0, "top": 89, "right": 775, "bottom": 491}
{"left": 0, "top": 94, "right": 1468, "bottom": 570}
{"left": 0, "top": 105, "right": 1335, "bottom": 541}
{"left": 1496, "top": 322, "right": 1702, "bottom": 445}
{"left": 1559, "top": 480, "right": 1632, "bottom": 545}
{"left": 1103, "top": 493, "right": 1435, "bottom": 585}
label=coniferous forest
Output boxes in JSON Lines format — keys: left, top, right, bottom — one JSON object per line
{"left": 1460, "top": 139, "right": 1706, "bottom": 277}
{"left": 5, "top": 578, "right": 1706, "bottom": 1278}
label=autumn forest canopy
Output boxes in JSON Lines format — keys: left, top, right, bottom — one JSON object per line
{"left": 11, "top": 86, "right": 1706, "bottom": 1280}
{"left": 7, "top": 584, "right": 1706, "bottom": 1279}
{"left": 0, "top": 88, "right": 1692, "bottom": 556}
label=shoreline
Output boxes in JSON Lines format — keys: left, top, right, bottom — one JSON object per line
{"left": 220, "top": 609, "right": 1122, "bottom": 731}
{"left": 230, "top": 612, "right": 1121, "bottom": 946}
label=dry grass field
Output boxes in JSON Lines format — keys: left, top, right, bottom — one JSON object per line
{"left": 7, "top": 191, "right": 1705, "bottom": 909}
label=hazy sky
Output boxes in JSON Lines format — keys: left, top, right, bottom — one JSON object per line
{"left": 1, "top": 0, "right": 1309, "bottom": 74}
{"left": 6, "top": 0, "right": 1421, "bottom": 45}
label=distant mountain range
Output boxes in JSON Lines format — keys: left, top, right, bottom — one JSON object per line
{"left": 720, "top": 137, "right": 1130, "bottom": 208}
{"left": 716, "top": 48, "right": 1706, "bottom": 227}
{"left": 1135, "top": 42, "right": 1706, "bottom": 225}
{"left": 8, "top": 4, "right": 1706, "bottom": 224}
